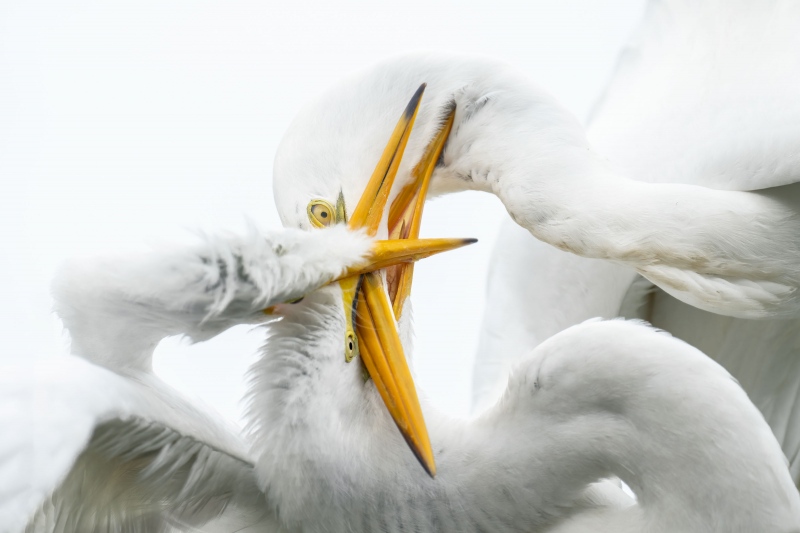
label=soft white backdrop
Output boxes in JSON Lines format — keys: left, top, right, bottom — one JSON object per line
{"left": 1, "top": 0, "right": 644, "bottom": 423}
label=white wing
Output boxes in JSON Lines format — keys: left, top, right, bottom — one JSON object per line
{"left": 588, "top": 0, "right": 800, "bottom": 480}
{"left": 0, "top": 356, "right": 268, "bottom": 532}
{"left": 51, "top": 224, "right": 371, "bottom": 373}
{"left": 588, "top": 0, "right": 800, "bottom": 191}
{"left": 1, "top": 225, "right": 371, "bottom": 531}
{"left": 475, "top": 202, "right": 800, "bottom": 486}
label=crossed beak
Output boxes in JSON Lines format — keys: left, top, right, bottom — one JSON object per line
{"left": 342, "top": 84, "right": 459, "bottom": 478}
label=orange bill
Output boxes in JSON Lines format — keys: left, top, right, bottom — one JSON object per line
{"left": 340, "top": 237, "right": 475, "bottom": 280}
{"left": 340, "top": 85, "right": 461, "bottom": 478}
{"left": 355, "top": 271, "right": 436, "bottom": 476}
{"left": 386, "top": 108, "right": 456, "bottom": 318}
{"left": 262, "top": 237, "right": 475, "bottom": 317}
{"left": 268, "top": 84, "right": 465, "bottom": 478}
{"left": 347, "top": 84, "right": 426, "bottom": 235}
{"left": 347, "top": 84, "right": 438, "bottom": 476}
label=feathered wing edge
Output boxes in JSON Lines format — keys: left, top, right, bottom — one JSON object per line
{"left": 2, "top": 225, "right": 373, "bottom": 531}
{"left": 0, "top": 356, "right": 272, "bottom": 533}
{"left": 50, "top": 224, "right": 372, "bottom": 373}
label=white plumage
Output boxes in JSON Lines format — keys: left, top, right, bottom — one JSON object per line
{"left": 4, "top": 0, "right": 800, "bottom": 531}
{"left": 2, "top": 227, "right": 369, "bottom": 531}
{"left": 2, "top": 356, "right": 264, "bottom": 532}
{"left": 461, "top": 0, "right": 800, "bottom": 482}
{"left": 245, "top": 313, "right": 800, "bottom": 532}
{"left": 278, "top": 46, "right": 800, "bottom": 319}
{"left": 8, "top": 245, "right": 800, "bottom": 531}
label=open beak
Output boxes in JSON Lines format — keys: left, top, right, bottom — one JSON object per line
{"left": 344, "top": 84, "right": 458, "bottom": 478}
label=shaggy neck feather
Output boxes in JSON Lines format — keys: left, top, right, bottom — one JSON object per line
{"left": 245, "top": 292, "right": 587, "bottom": 532}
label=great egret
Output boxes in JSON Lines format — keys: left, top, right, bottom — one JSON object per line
{"left": 5, "top": 81, "right": 800, "bottom": 532}
{"left": 270, "top": 1, "right": 800, "bottom": 479}
{"left": 464, "top": 0, "right": 800, "bottom": 483}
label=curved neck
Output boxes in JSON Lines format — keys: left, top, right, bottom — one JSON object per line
{"left": 246, "top": 296, "right": 374, "bottom": 503}
{"left": 612, "top": 395, "right": 798, "bottom": 532}
{"left": 512, "top": 172, "right": 794, "bottom": 270}
{"left": 487, "top": 350, "right": 800, "bottom": 532}
{"left": 519, "top": 172, "right": 800, "bottom": 317}
{"left": 430, "top": 73, "right": 799, "bottom": 317}
{"left": 247, "top": 294, "right": 444, "bottom": 529}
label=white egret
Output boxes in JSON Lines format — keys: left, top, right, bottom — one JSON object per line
{"left": 269, "top": 1, "right": 800, "bottom": 479}
{"left": 4, "top": 79, "right": 800, "bottom": 532}
{"left": 455, "top": 0, "right": 800, "bottom": 483}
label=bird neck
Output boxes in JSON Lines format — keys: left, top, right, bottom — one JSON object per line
{"left": 433, "top": 74, "right": 799, "bottom": 316}
{"left": 430, "top": 81, "right": 671, "bottom": 262}
{"left": 606, "top": 385, "right": 798, "bottom": 532}
{"left": 509, "top": 167, "right": 799, "bottom": 316}
{"left": 488, "top": 331, "right": 800, "bottom": 532}
{"left": 245, "top": 291, "right": 421, "bottom": 527}
{"left": 246, "top": 293, "right": 567, "bottom": 532}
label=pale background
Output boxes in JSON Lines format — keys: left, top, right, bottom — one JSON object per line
{"left": 1, "top": 0, "right": 644, "bottom": 423}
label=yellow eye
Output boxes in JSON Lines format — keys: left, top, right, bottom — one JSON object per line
{"left": 307, "top": 199, "right": 335, "bottom": 228}
{"left": 344, "top": 331, "right": 357, "bottom": 363}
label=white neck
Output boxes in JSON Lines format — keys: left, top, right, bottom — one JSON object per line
{"left": 487, "top": 323, "right": 800, "bottom": 532}
{"left": 431, "top": 78, "right": 800, "bottom": 318}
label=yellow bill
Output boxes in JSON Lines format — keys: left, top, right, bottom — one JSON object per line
{"left": 347, "top": 83, "right": 451, "bottom": 477}
{"left": 387, "top": 107, "right": 456, "bottom": 318}
{"left": 355, "top": 271, "right": 436, "bottom": 475}
{"left": 263, "top": 237, "right": 475, "bottom": 316}
{"left": 347, "top": 84, "right": 426, "bottom": 234}
{"left": 269, "top": 83, "right": 463, "bottom": 478}
{"left": 340, "top": 237, "right": 476, "bottom": 280}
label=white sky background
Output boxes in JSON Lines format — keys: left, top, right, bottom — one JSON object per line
{"left": 1, "top": 0, "right": 644, "bottom": 423}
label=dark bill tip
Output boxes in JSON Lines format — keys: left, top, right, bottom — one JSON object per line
{"left": 404, "top": 83, "right": 427, "bottom": 120}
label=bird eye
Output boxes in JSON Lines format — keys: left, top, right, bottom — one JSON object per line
{"left": 307, "top": 199, "right": 335, "bottom": 228}
{"left": 344, "top": 331, "right": 357, "bottom": 362}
